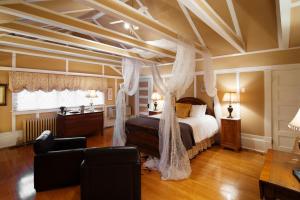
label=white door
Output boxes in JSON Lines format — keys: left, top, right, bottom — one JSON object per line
{"left": 135, "top": 78, "right": 153, "bottom": 116}
{"left": 272, "top": 69, "right": 300, "bottom": 152}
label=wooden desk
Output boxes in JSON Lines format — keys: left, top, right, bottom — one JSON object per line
{"left": 57, "top": 111, "right": 104, "bottom": 137}
{"left": 259, "top": 149, "right": 300, "bottom": 200}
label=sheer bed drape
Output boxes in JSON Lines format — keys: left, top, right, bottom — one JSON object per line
{"left": 113, "top": 58, "right": 142, "bottom": 146}
{"left": 151, "top": 41, "right": 196, "bottom": 180}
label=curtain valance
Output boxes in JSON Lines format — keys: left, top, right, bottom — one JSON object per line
{"left": 9, "top": 72, "right": 107, "bottom": 92}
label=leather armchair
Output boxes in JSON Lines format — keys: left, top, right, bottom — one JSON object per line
{"left": 33, "top": 130, "right": 87, "bottom": 191}
{"left": 80, "top": 146, "right": 141, "bottom": 200}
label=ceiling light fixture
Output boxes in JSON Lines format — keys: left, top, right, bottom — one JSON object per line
{"left": 123, "top": 22, "right": 130, "bottom": 30}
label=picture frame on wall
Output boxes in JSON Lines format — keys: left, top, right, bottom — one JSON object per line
{"left": 0, "top": 84, "right": 7, "bottom": 106}
{"left": 107, "top": 87, "right": 113, "bottom": 101}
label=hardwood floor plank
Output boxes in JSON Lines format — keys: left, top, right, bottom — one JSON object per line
{"left": 0, "top": 127, "right": 264, "bottom": 200}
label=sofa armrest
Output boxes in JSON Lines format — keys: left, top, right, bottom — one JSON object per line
{"left": 52, "top": 137, "right": 87, "bottom": 151}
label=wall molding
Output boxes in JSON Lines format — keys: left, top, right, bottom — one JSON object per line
{"left": 241, "top": 133, "right": 272, "bottom": 153}
{"left": 0, "top": 130, "right": 23, "bottom": 149}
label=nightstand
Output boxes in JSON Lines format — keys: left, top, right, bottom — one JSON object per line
{"left": 221, "top": 118, "right": 241, "bottom": 151}
{"left": 149, "top": 110, "right": 162, "bottom": 116}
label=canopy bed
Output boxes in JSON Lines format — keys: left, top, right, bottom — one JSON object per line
{"left": 125, "top": 97, "right": 218, "bottom": 159}
{"left": 112, "top": 39, "right": 222, "bottom": 180}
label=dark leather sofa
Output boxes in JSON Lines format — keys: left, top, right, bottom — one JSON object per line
{"left": 80, "top": 146, "right": 141, "bottom": 200}
{"left": 33, "top": 130, "right": 87, "bottom": 191}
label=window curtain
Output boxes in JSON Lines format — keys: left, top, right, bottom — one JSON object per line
{"left": 202, "top": 51, "right": 222, "bottom": 127}
{"left": 112, "top": 58, "right": 142, "bottom": 146}
{"left": 151, "top": 41, "right": 196, "bottom": 180}
{"left": 9, "top": 72, "right": 107, "bottom": 92}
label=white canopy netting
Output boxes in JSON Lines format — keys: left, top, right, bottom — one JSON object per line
{"left": 113, "top": 40, "right": 222, "bottom": 180}
{"left": 112, "top": 57, "right": 142, "bottom": 146}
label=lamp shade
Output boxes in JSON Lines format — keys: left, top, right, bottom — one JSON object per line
{"left": 151, "top": 92, "right": 161, "bottom": 101}
{"left": 288, "top": 108, "right": 300, "bottom": 131}
{"left": 86, "top": 90, "right": 98, "bottom": 98}
{"left": 222, "top": 92, "right": 239, "bottom": 103}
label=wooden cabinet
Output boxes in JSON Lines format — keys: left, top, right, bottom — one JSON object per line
{"left": 57, "top": 111, "right": 104, "bottom": 137}
{"left": 148, "top": 110, "right": 162, "bottom": 116}
{"left": 259, "top": 150, "right": 300, "bottom": 200}
{"left": 221, "top": 118, "right": 241, "bottom": 151}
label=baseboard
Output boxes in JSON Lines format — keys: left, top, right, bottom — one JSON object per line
{"left": 241, "top": 133, "right": 272, "bottom": 153}
{"left": 0, "top": 130, "right": 23, "bottom": 149}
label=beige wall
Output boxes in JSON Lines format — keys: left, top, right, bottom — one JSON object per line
{"left": 240, "top": 72, "right": 264, "bottom": 136}
{"left": 0, "top": 52, "right": 12, "bottom": 67}
{"left": 69, "top": 61, "right": 102, "bottom": 74}
{"left": 0, "top": 71, "right": 12, "bottom": 132}
{"left": 16, "top": 54, "right": 66, "bottom": 71}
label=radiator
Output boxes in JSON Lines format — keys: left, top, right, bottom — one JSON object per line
{"left": 23, "top": 117, "right": 57, "bottom": 144}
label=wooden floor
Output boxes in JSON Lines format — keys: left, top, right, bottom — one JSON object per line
{"left": 0, "top": 128, "right": 265, "bottom": 200}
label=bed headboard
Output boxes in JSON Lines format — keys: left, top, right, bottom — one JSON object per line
{"left": 176, "top": 97, "right": 214, "bottom": 117}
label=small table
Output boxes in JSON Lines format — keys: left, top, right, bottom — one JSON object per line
{"left": 148, "top": 110, "right": 162, "bottom": 116}
{"left": 259, "top": 149, "right": 300, "bottom": 200}
{"left": 221, "top": 118, "right": 241, "bottom": 151}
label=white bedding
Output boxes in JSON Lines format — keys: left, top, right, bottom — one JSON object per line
{"left": 151, "top": 114, "right": 219, "bottom": 143}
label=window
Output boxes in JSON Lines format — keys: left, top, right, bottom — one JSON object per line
{"left": 15, "top": 90, "right": 104, "bottom": 111}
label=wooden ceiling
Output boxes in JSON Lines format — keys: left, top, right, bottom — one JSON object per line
{"left": 0, "top": 0, "right": 299, "bottom": 66}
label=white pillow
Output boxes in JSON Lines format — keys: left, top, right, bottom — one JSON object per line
{"left": 190, "top": 105, "right": 207, "bottom": 117}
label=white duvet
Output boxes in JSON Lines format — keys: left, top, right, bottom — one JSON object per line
{"left": 151, "top": 114, "right": 219, "bottom": 143}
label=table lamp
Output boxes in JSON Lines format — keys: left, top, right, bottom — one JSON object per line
{"left": 86, "top": 90, "right": 98, "bottom": 111}
{"left": 151, "top": 92, "right": 161, "bottom": 111}
{"left": 288, "top": 108, "right": 300, "bottom": 181}
{"left": 222, "top": 92, "right": 239, "bottom": 118}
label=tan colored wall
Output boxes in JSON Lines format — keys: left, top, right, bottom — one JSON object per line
{"left": 240, "top": 72, "right": 264, "bottom": 136}
{"left": 216, "top": 73, "right": 238, "bottom": 117}
{"left": 104, "top": 67, "right": 121, "bottom": 76}
{"left": 0, "top": 52, "right": 12, "bottom": 67}
{"left": 0, "top": 71, "right": 11, "bottom": 132}
{"left": 181, "top": 81, "right": 194, "bottom": 98}
{"left": 69, "top": 61, "right": 102, "bottom": 74}
{"left": 16, "top": 54, "right": 65, "bottom": 71}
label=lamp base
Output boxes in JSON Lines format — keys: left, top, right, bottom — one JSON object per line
{"left": 153, "top": 101, "right": 158, "bottom": 111}
{"left": 227, "top": 105, "right": 233, "bottom": 118}
{"left": 293, "top": 168, "right": 300, "bottom": 182}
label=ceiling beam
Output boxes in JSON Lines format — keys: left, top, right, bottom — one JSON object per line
{"left": 276, "top": 0, "right": 292, "bottom": 49}
{"left": 226, "top": 0, "right": 242, "bottom": 39}
{"left": 0, "top": 1, "right": 176, "bottom": 59}
{"left": 179, "top": 0, "right": 245, "bottom": 53}
{"left": 0, "top": 22, "right": 159, "bottom": 63}
{"left": 0, "top": 34, "right": 122, "bottom": 66}
{"left": 177, "top": 1, "right": 206, "bottom": 47}
{"left": 74, "top": 0, "right": 204, "bottom": 52}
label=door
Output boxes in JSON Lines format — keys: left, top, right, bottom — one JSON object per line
{"left": 272, "top": 69, "right": 300, "bottom": 152}
{"left": 135, "top": 77, "right": 153, "bottom": 116}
